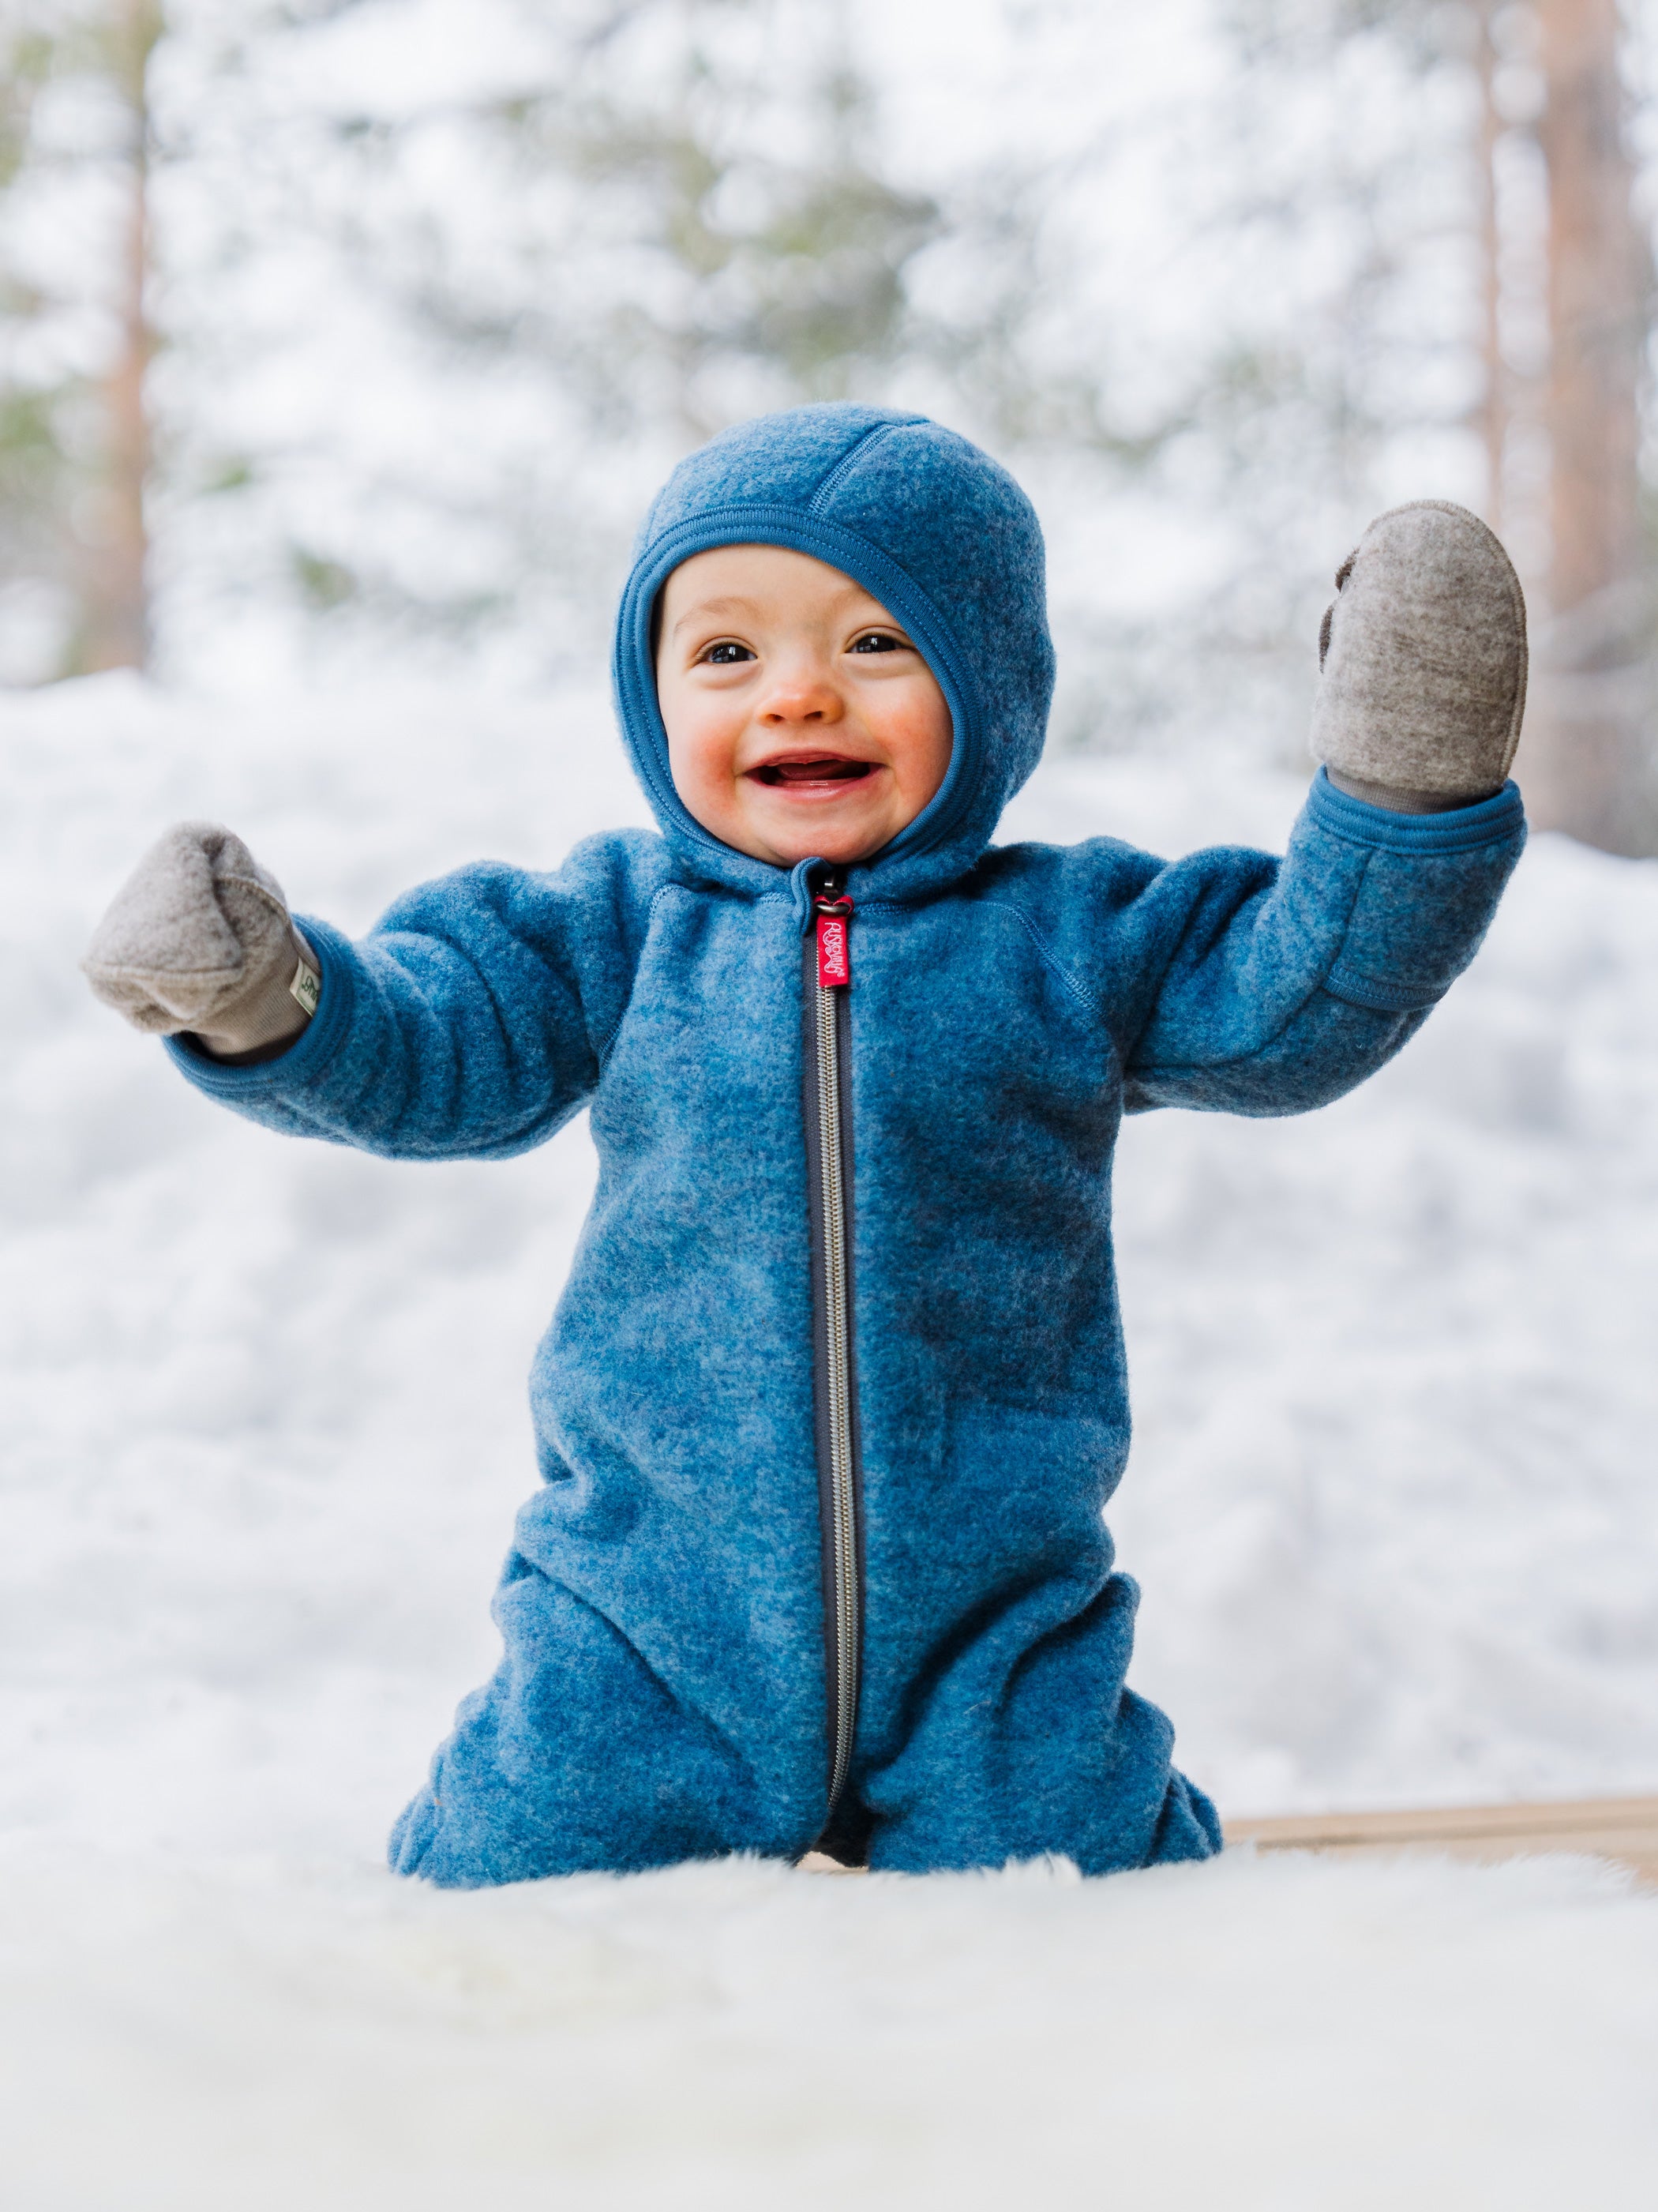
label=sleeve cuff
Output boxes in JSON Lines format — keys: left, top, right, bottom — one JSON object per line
{"left": 1307, "top": 765, "right": 1525, "bottom": 853}
{"left": 163, "top": 914, "right": 357, "bottom": 1098}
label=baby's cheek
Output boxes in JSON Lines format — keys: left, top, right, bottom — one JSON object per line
{"left": 883, "top": 689, "right": 954, "bottom": 813}
{"left": 664, "top": 705, "right": 734, "bottom": 799}
{"left": 663, "top": 712, "right": 757, "bottom": 846}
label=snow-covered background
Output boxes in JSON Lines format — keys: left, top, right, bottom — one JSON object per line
{"left": 4, "top": 675, "right": 1658, "bottom": 2203}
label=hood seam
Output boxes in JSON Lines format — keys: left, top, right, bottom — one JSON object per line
{"left": 808, "top": 422, "right": 906, "bottom": 513}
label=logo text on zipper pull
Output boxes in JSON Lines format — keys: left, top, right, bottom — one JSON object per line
{"left": 815, "top": 891, "right": 853, "bottom": 990}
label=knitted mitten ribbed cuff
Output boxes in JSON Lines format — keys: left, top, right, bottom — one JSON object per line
{"left": 1324, "top": 768, "right": 1503, "bottom": 816}
{"left": 194, "top": 929, "right": 320, "bottom": 1062}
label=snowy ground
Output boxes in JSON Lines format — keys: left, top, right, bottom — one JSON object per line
{"left": 5, "top": 1843, "right": 1656, "bottom": 2211}
{"left": 4, "top": 674, "right": 1658, "bottom": 2203}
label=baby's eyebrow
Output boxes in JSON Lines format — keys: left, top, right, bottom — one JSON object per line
{"left": 670, "top": 595, "right": 758, "bottom": 637}
{"left": 670, "top": 586, "right": 895, "bottom": 641}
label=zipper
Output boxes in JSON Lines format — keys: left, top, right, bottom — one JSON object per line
{"left": 802, "top": 866, "right": 862, "bottom": 1821}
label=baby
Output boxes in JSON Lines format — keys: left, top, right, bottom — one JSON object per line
{"left": 84, "top": 405, "right": 1528, "bottom": 1883}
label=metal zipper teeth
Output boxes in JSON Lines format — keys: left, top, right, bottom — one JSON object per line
{"left": 814, "top": 967, "right": 860, "bottom": 1808}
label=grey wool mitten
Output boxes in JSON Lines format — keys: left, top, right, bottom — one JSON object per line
{"left": 1311, "top": 499, "right": 1528, "bottom": 813}
{"left": 82, "top": 822, "right": 321, "bottom": 1063}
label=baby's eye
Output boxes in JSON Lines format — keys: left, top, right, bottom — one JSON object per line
{"left": 700, "top": 640, "right": 756, "bottom": 664}
{"left": 849, "top": 630, "right": 907, "bottom": 655}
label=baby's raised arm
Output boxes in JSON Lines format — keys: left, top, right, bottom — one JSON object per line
{"left": 82, "top": 823, "right": 663, "bottom": 1162}
{"left": 1117, "top": 499, "right": 1528, "bottom": 1116}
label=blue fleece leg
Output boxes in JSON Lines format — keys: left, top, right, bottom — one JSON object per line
{"left": 386, "top": 1553, "right": 812, "bottom": 1887}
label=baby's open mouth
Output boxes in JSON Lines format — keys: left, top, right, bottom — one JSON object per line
{"left": 749, "top": 754, "right": 877, "bottom": 787}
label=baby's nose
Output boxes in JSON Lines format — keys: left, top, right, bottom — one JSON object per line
{"left": 760, "top": 677, "right": 843, "bottom": 725}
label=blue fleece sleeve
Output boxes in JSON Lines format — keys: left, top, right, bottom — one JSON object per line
{"left": 162, "top": 832, "right": 662, "bottom": 1161}
{"left": 1121, "top": 769, "right": 1526, "bottom": 1116}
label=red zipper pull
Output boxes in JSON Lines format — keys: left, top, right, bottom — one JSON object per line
{"left": 814, "top": 887, "right": 853, "bottom": 990}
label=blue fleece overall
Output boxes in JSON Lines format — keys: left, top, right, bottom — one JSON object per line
{"left": 168, "top": 404, "right": 1526, "bottom": 1884}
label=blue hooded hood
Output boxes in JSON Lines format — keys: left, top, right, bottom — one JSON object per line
{"left": 610, "top": 404, "right": 1056, "bottom": 908}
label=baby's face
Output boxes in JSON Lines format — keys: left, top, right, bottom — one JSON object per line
{"left": 655, "top": 544, "right": 952, "bottom": 869}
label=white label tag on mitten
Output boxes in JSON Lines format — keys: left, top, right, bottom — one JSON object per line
{"left": 289, "top": 960, "right": 321, "bottom": 1018}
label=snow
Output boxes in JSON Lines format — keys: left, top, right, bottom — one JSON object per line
{"left": 5, "top": 1843, "right": 1657, "bottom": 2210}
{"left": 4, "top": 673, "right": 1658, "bottom": 2201}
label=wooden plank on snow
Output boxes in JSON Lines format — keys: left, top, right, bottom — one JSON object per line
{"left": 1225, "top": 1795, "right": 1658, "bottom": 1888}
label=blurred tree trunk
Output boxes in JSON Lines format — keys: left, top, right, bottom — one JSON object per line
{"left": 1514, "top": 0, "right": 1654, "bottom": 854}
{"left": 77, "top": 0, "right": 159, "bottom": 673}
{"left": 1473, "top": 4, "right": 1508, "bottom": 545}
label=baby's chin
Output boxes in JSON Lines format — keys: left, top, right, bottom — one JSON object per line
{"left": 716, "top": 788, "right": 912, "bottom": 869}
